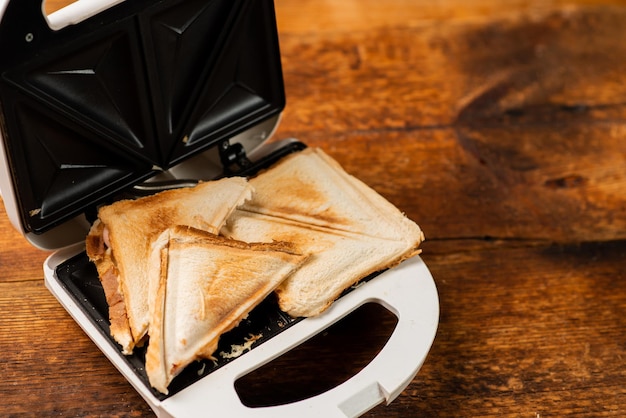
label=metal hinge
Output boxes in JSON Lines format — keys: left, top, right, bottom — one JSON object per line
{"left": 219, "top": 140, "right": 252, "bottom": 175}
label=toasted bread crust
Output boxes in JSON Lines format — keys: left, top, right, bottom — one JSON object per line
{"left": 88, "top": 146, "right": 423, "bottom": 393}
{"left": 86, "top": 177, "right": 253, "bottom": 353}
{"left": 224, "top": 147, "right": 424, "bottom": 317}
{"left": 145, "top": 227, "right": 309, "bottom": 393}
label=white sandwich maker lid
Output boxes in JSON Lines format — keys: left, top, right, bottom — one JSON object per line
{"left": 0, "top": 1, "right": 439, "bottom": 416}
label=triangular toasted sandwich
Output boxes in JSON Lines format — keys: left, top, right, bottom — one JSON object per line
{"left": 85, "top": 177, "right": 253, "bottom": 354}
{"left": 222, "top": 147, "right": 424, "bottom": 317}
{"left": 223, "top": 211, "right": 413, "bottom": 317}
{"left": 145, "top": 226, "right": 309, "bottom": 394}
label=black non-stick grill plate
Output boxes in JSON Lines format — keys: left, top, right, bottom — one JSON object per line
{"left": 0, "top": 0, "right": 284, "bottom": 234}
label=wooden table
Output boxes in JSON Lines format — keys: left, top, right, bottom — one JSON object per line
{"left": 3, "top": 0, "right": 626, "bottom": 416}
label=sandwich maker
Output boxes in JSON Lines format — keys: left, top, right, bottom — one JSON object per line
{"left": 0, "top": 0, "right": 439, "bottom": 416}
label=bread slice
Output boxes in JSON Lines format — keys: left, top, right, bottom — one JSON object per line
{"left": 222, "top": 147, "right": 424, "bottom": 317}
{"left": 145, "top": 226, "right": 309, "bottom": 394}
{"left": 85, "top": 177, "right": 253, "bottom": 354}
{"left": 223, "top": 211, "right": 413, "bottom": 317}
{"left": 238, "top": 147, "right": 422, "bottom": 244}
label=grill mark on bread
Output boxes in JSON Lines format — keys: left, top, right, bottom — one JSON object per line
{"left": 233, "top": 208, "right": 414, "bottom": 244}
{"left": 171, "top": 225, "right": 302, "bottom": 254}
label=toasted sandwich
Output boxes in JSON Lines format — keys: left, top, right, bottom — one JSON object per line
{"left": 145, "top": 226, "right": 309, "bottom": 394}
{"left": 85, "top": 177, "right": 253, "bottom": 354}
{"left": 222, "top": 147, "right": 424, "bottom": 317}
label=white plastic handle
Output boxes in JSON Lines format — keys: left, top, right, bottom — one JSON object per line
{"left": 45, "top": 0, "right": 125, "bottom": 30}
{"left": 160, "top": 256, "right": 439, "bottom": 418}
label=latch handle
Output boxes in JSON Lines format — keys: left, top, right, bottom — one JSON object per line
{"left": 46, "top": 0, "right": 126, "bottom": 30}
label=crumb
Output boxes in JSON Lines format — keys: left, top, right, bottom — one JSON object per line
{"left": 219, "top": 333, "right": 262, "bottom": 359}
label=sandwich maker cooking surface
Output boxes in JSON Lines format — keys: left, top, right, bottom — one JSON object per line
{"left": 0, "top": 0, "right": 439, "bottom": 416}
{"left": 55, "top": 240, "right": 384, "bottom": 401}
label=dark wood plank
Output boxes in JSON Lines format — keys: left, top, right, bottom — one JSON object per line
{"left": 0, "top": 279, "right": 152, "bottom": 416}
{"left": 276, "top": 5, "right": 626, "bottom": 138}
{"left": 387, "top": 239, "right": 626, "bottom": 417}
{"left": 293, "top": 122, "right": 626, "bottom": 245}
{"left": 0, "top": 209, "right": 50, "bottom": 283}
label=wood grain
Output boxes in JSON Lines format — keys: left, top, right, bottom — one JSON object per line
{"left": 3, "top": 0, "right": 626, "bottom": 416}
